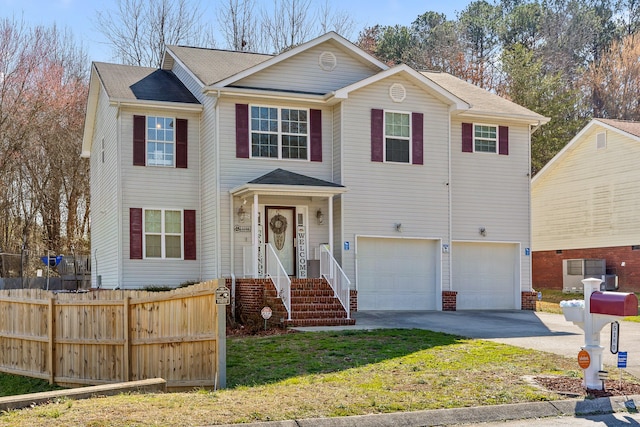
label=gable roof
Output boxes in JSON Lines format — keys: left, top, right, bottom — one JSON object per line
{"left": 532, "top": 118, "right": 640, "bottom": 183}
{"left": 422, "top": 71, "right": 549, "bottom": 125}
{"left": 164, "top": 46, "right": 273, "bottom": 86}
{"left": 335, "top": 64, "right": 469, "bottom": 111}
{"left": 93, "top": 62, "right": 200, "bottom": 104}
{"left": 230, "top": 168, "right": 346, "bottom": 198}
{"left": 207, "top": 32, "right": 388, "bottom": 90}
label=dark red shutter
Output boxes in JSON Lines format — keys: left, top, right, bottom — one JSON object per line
{"left": 176, "top": 118, "right": 188, "bottom": 168}
{"left": 371, "top": 109, "right": 384, "bottom": 162}
{"left": 133, "top": 115, "right": 146, "bottom": 166}
{"left": 310, "top": 109, "right": 322, "bottom": 162}
{"left": 499, "top": 126, "right": 509, "bottom": 155}
{"left": 412, "top": 112, "right": 424, "bottom": 165}
{"left": 462, "top": 122, "right": 473, "bottom": 153}
{"left": 130, "top": 208, "right": 143, "bottom": 259}
{"left": 184, "top": 210, "right": 196, "bottom": 260}
{"left": 236, "top": 104, "right": 249, "bottom": 158}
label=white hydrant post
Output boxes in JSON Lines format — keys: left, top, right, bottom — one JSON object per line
{"left": 581, "top": 277, "right": 604, "bottom": 389}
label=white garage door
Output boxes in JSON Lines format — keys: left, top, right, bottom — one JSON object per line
{"left": 452, "top": 242, "right": 519, "bottom": 310}
{"left": 357, "top": 238, "right": 438, "bottom": 310}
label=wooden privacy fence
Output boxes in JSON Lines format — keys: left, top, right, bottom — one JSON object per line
{"left": 0, "top": 280, "right": 225, "bottom": 390}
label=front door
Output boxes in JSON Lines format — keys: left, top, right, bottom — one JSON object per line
{"left": 266, "top": 207, "right": 295, "bottom": 275}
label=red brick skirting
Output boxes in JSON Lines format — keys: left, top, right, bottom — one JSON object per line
{"left": 533, "top": 246, "right": 640, "bottom": 292}
{"left": 350, "top": 290, "right": 358, "bottom": 313}
{"left": 442, "top": 291, "right": 457, "bottom": 311}
{"left": 521, "top": 291, "right": 537, "bottom": 311}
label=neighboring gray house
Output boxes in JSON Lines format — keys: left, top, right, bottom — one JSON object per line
{"left": 82, "top": 32, "right": 548, "bottom": 313}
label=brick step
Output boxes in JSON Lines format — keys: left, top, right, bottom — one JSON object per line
{"left": 290, "top": 296, "right": 340, "bottom": 304}
{"left": 289, "top": 310, "right": 349, "bottom": 320}
{"left": 290, "top": 303, "right": 345, "bottom": 312}
{"left": 266, "top": 290, "right": 337, "bottom": 299}
{"left": 284, "top": 318, "right": 356, "bottom": 327}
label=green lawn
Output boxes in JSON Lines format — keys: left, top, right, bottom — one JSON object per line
{"left": 0, "top": 329, "right": 588, "bottom": 426}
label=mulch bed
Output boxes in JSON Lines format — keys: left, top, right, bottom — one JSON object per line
{"left": 535, "top": 375, "right": 640, "bottom": 398}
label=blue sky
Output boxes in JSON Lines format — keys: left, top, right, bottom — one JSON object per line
{"left": 1, "top": 0, "right": 473, "bottom": 62}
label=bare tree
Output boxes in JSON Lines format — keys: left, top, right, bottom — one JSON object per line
{"left": 95, "top": 0, "right": 214, "bottom": 67}
{"left": 317, "top": 0, "right": 356, "bottom": 39}
{"left": 262, "top": 0, "right": 314, "bottom": 53}
{"left": 217, "top": 0, "right": 261, "bottom": 52}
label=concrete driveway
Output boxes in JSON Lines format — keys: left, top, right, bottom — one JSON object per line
{"left": 299, "top": 310, "right": 640, "bottom": 378}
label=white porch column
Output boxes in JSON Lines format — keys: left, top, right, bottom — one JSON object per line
{"left": 252, "top": 194, "right": 259, "bottom": 278}
{"left": 328, "top": 195, "right": 334, "bottom": 254}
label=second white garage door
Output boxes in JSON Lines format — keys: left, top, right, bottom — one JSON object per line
{"left": 357, "top": 237, "right": 439, "bottom": 310}
{"left": 452, "top": 242, "right": 519, "bottom": 310}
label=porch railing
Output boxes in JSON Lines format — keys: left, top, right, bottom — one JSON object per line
{"left": 319, "top": 245, "right": 351, "bottom": 319}
{"left": 266, "top": 243, "right": 291, "bottom": 320}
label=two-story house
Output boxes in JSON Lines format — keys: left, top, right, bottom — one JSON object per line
{"left": 82, "top": 32, "right": 547, "bottom": 321}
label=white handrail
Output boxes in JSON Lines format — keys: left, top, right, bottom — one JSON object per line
{"left": 319, "top": 245, "right": 351, "bottom": 319}
{"left": 265, "top": 243, "right": 291, "bottom": 320}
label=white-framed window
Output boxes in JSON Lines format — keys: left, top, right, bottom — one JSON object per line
{"left": 147, "top": 116, "right": 175, "bottom": 166}
{"left": 144, "top": 209, "right": 182, "bottom": 259}
{"left": 474, "top": 124, "right": 498, "bottom": 153}
{"left": 250, "top": 106, "right": 308, "bottom": 160}
{"left": 385, "top": 111, "right": 411, "bottom": 163}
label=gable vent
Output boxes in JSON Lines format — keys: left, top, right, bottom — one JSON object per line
{"left": 389, "top": 83, "right": 406, "bottom": 103}
{"left": 596, "top": 131, "right": 606, "bottom": 150}
{"left": 318, "top": 51, "right": 337, "bottom": 71}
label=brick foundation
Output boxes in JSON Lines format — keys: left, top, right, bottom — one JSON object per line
{"left": 350, "top": 290, "right": 358, "bottom": 313}
{"left": 442, "top": 291, "right": 457, "bottom": 311}
{"left": 533, "top": 246, "right": 640, "bottom": 292}
{"left": 521, "top": 291, "right": 537, "bottom": 311}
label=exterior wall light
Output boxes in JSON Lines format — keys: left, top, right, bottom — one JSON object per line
{"left": 479, "top": 227, "right": 486, "bottom": 237}
{"left": 237, "top": 205, "right": 248, "bottom": 223}
{"left": 316, "top": 209, "right": 324, "bottom": 225}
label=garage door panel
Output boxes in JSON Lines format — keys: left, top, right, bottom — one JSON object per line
{"left": 357, "top": 238, "right": 438, "bottom": 311}
{"left": 452, "top": 242, "right": 518, "bottom": 310}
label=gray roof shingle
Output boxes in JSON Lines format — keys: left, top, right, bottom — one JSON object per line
{"left": 93, "top": 62, "right": 200, "bottom": 104}
{"left": 166, "top": 46, "right": 272, "bottom": 86}
{"left": 596, "top": 118, "right": 640, "bottom": 138}
{"left": 422, "top": 71, "right": 547, "bottom": 122}
{"left": 249, "top": 169, "right": 344, "bottom": 188}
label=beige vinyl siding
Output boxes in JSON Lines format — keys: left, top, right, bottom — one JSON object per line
{"left": 119, "top": 108, "right": 202, "bottom": 288}
{"left": 333, "top": 103, "right": 342, "bottom": 183}
{"left": 533, "top": 125, "right": 640, "bottom": 251}
{"left": 217, "top": 97, "right": 336, "bottom": 276}
{"left": 90, "top": 86, "right": 120, "bottom": 288}
{"left": 450, "top": 119, "right": 532, "bottom": 290}
{"left": 340, "top": 76, "right": 451, "bottom": 286}
{"left": 234, "top": 41, "right": 379, "bottom": 94}
{"left": 171, "top": 61, "right": 220, "bottom": 280}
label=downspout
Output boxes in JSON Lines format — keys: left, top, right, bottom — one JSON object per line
{"left": 447, "top": 106, "right": 454, "bottom": 300}
{"left": 527, "top": 121, "right": 541, "bottom": 294}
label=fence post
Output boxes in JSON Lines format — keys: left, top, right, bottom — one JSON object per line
{"left": 48, "top": 297, "right": 55, "bottom": 385}
{"left": 123, "top": 297, "right": 130, "bottom": 382}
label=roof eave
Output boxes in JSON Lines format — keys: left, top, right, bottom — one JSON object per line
{"left": 81, "top": 65, "right": 102, "bottom": 158}
{"left": 458, "top": 110, "right": 550, "bottom": 126}
{"left": 108, "top": 98, "right": 204, "bottom": 112}
{"left": 230, "top": 183, "right": 347, "bottom": 198}
{"left": 208, "top": 86, "right": 335, "bottom": 103}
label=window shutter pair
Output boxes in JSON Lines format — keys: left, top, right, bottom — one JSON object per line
{"left": 370, "top": 109, "right": 424, "bottom": 164}
{"left": 129, "top": 208, "right": 196, "bottom": 260}
{"left": 133, "top": 115, "right": 188, "bottom": 167}
{"left": 462, "top": 123, "right": 509, "bottom": 155}
{"left": 235, "top": 104, "right": 323, "bottom": 161}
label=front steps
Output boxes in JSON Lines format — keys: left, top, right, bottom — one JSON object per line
{"left": 265, "top": 278, "right": 356, "bottom": 327}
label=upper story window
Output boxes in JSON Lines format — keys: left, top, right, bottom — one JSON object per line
{"left": 144, "top": 209, "right": 182, "bottom": 259}
{"left": 461, "top": 122, "right": 509, "bottom": 156}
{"left": 250, "top": 106, "right": 308, "bottom": 160}
{"left": 147, "top": 116, "right": 175, "bottom": 166}
{"left": 474, "top": 124, "right": 497, "bottom": 153}
{"left": 385, "top": 111, "right": 411, "bottom": 163}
